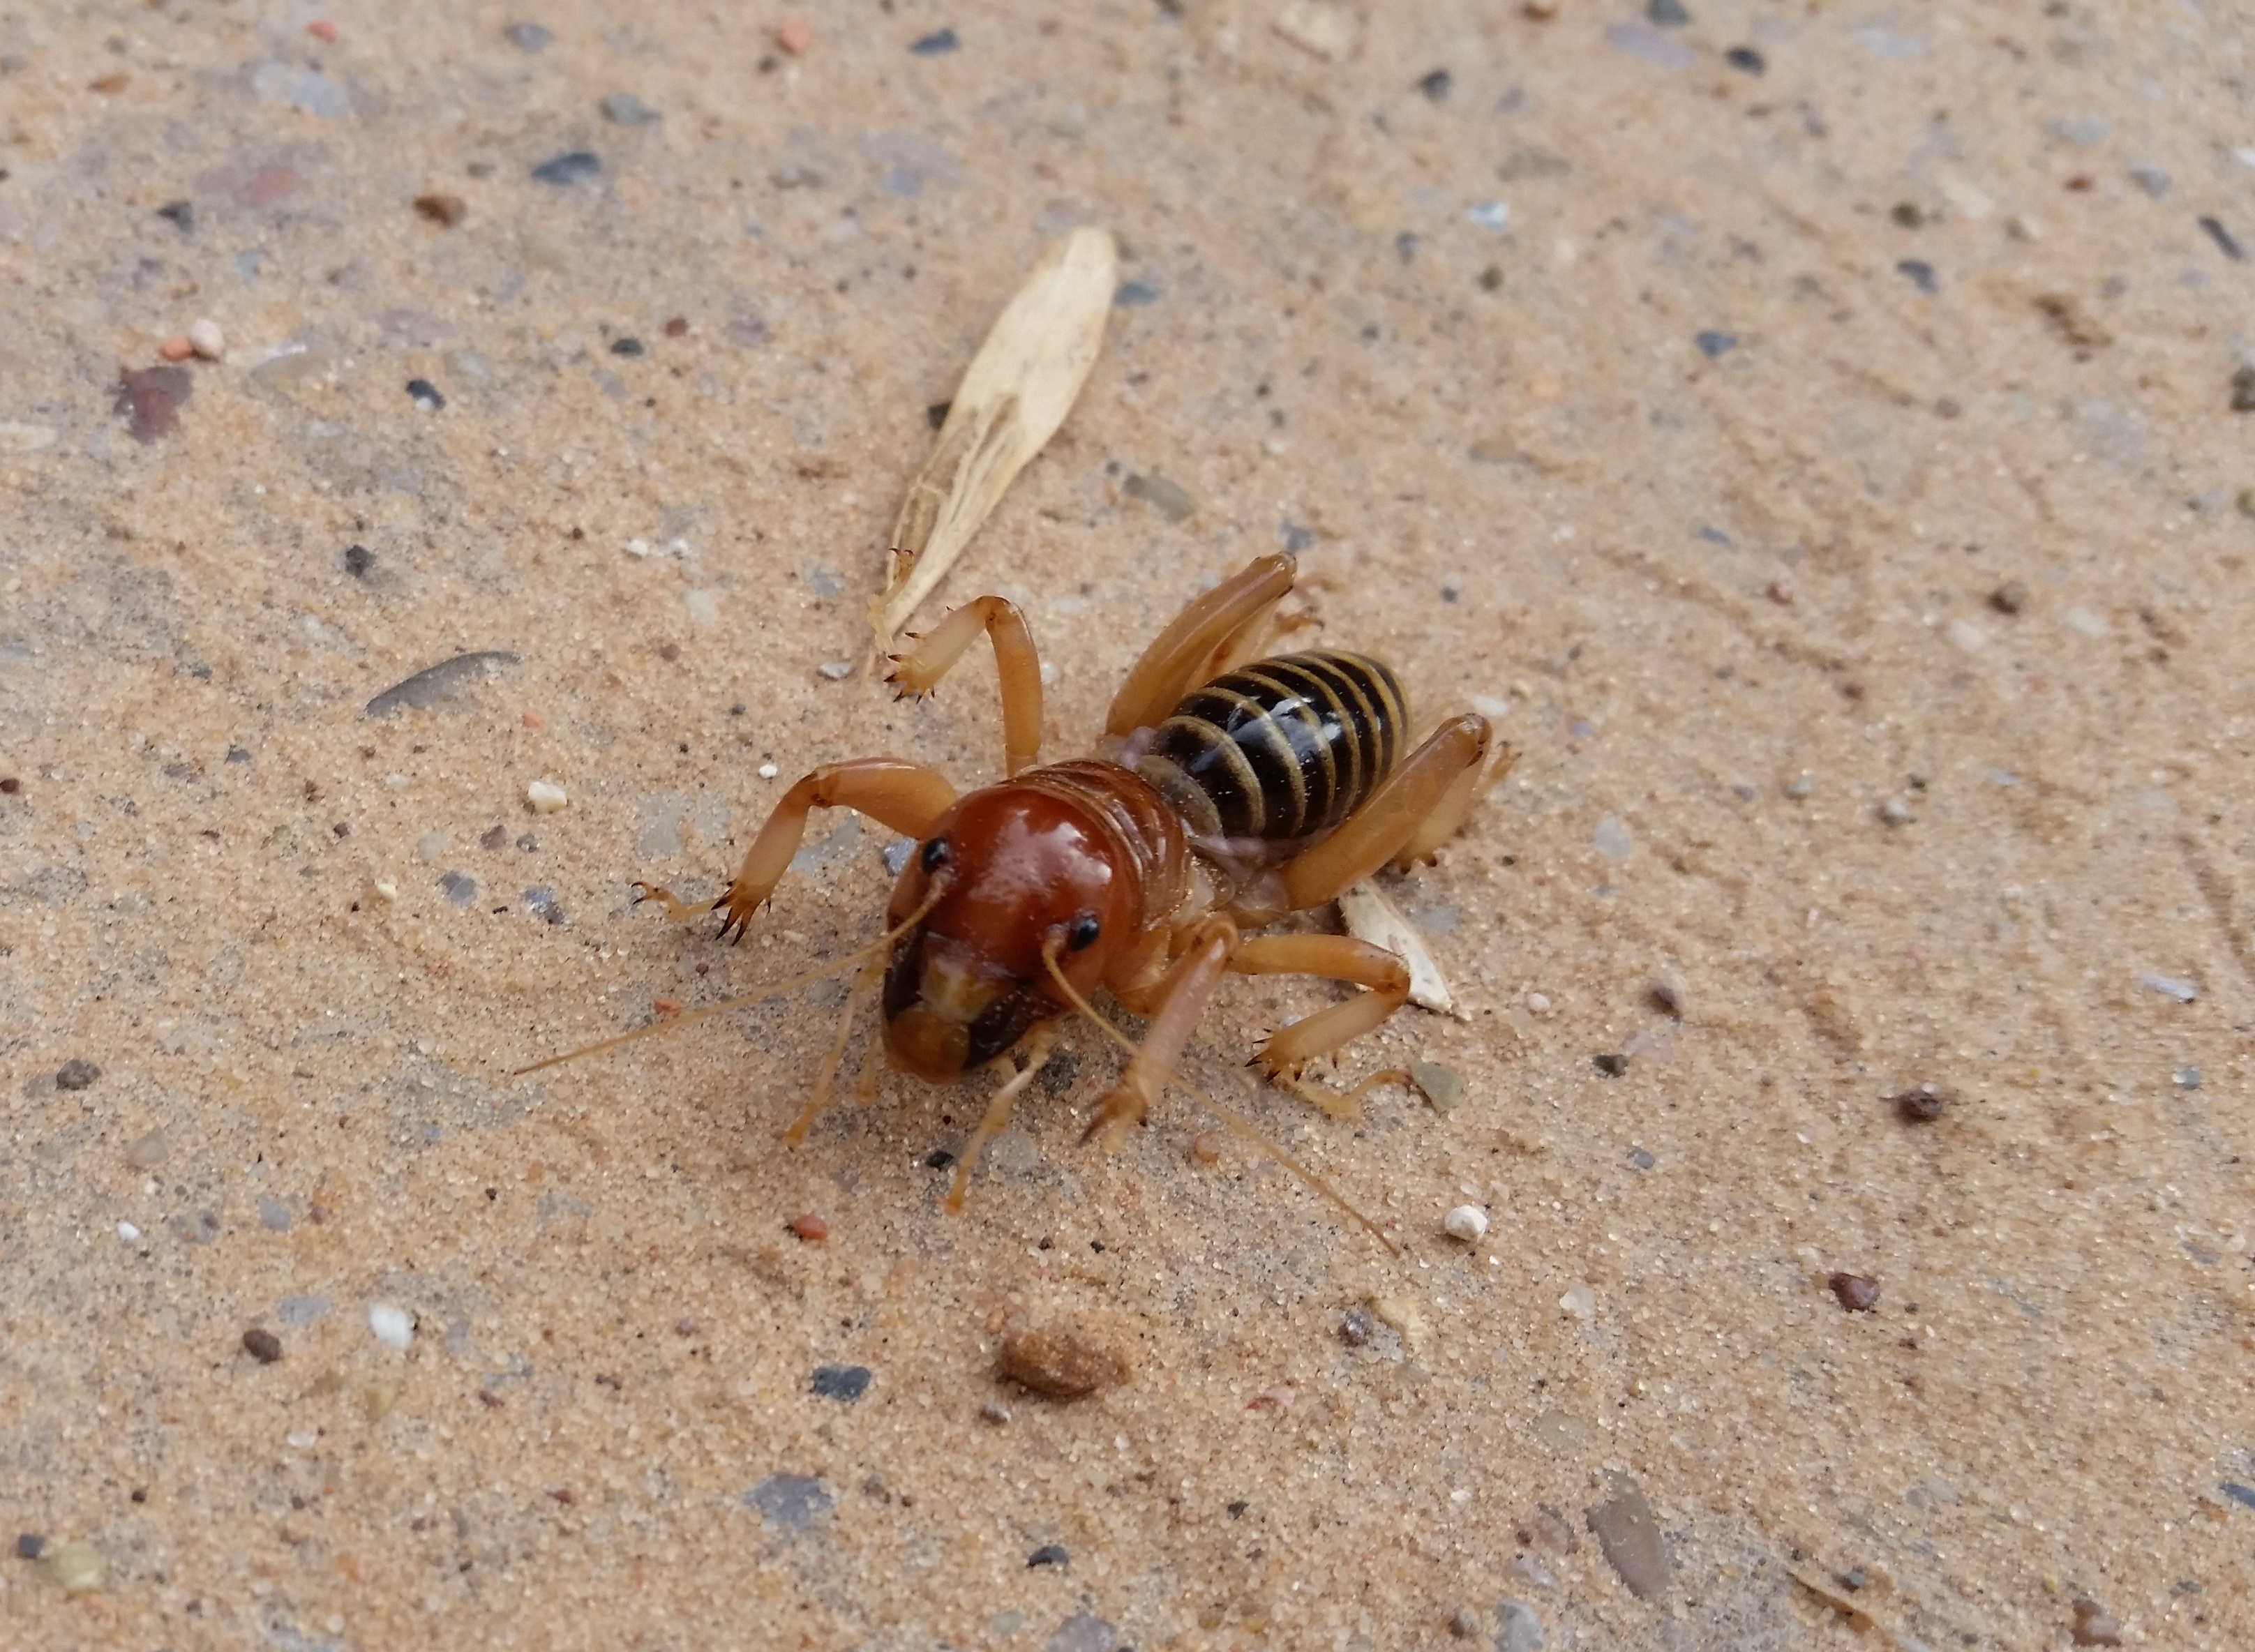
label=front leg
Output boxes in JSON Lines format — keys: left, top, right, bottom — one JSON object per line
{"left": 885, "top": 594, "right": 1045, "bottom": 776}
{"left": 1082, "top": 922, "right": 1237, "bottom": 1152}
{"left": 713, "top": 758, "right": 957, "bottom": 941}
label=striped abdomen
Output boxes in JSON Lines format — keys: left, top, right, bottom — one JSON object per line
{"left": 1134, "top": 650, "right": 1409, "bottom": 842}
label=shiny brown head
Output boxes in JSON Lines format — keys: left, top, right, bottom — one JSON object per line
{"left": 881, "top": 782, "right": 1137, "bottom": 1081}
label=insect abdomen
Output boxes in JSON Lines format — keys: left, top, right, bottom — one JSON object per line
{"left": 1136, "top": 650, "right": 1408, "bottom": 841}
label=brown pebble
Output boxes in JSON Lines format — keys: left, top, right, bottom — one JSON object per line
{"left": 114, "top": 365, "right": 192, "bottom": 444}
{"left": 160, "top": 336, "right": 195, "bottom": 362}
{"left": 1190, "top": 1130, "right": 1224, "bottom": 1164}
{"left": 664, "top": 316, "right": 689, "bottom": 338}
{"left": 414, "top": 193, "right": 467, "bottom": 227}
{"left": 0, "top": 776, "right": 19, "bottom": 794}
{"left": 1988, "top": 580, "right": 2028, "bottom": 615}
{"left": 89, "top": 72, "right": 129, "bottom": 94}
{"left": 996, "top": 1325, "right": 1123, "bottom": 1398}
{"left": 788, "top": 1211, "right": 828, "bottom": 1242}
{"left": 1829, "top": 1272, "right": 1881, "bottom": 1312}
{"left": 1527, "top": 1501, "right": 1580, "bottom": 1554}
{"left": 1586, "top": 1480, "right": 1668, "bottom": 1600}
{"left": 652, "top": 996, "right": 682, "bottom": 1018}
{"left": 2070, "top": 1599, "right": 2122, "bottom": 1646}
{"left": 241, "top": 1328, "right": 283, "bottom": 1364}
{"left": 1891, "top": 1083, "right": 1947, "bottom": 1123}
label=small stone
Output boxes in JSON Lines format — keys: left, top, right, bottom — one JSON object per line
{"left": 2200, "top": 216, "right": 2246, "bottom": 262}
{"left": 242, "top": 1328, "right": 283, "bottom": 1364}
{"left": 16, "top": 1533, "right": 45, "bottom": 1559}
{"left": 1027, "top": 1544, "right": 1068, "bottom": 1568}
{"left": 978, "top": 1399, "right": 1012, "bottom": 1424}
{"left": 54, "top": 1059, "right": 99, "bottom": 1091}
{"left": 127, "top": 1128, "right": 170, "bottom": 1168}
{"left": 1694, "top": 329, "right": 1737, "bottom": 358}
{"left": 1339, "top": 1305, "right": 1376, "bottom": 1346}
{"left": 777, "top": 16, "right": 813, "bottom": 54}
{"left": 187, "top": 318, "right": 225, "bottom": 361}
{"left": 601, "top": 92, "right": 660, "bottom": 126}
{"left": 1123, "top": 472, "right": 1195, "bottom": 522}
{"left": 1626, "top": 1146, "right": 1657, "bottom": 1171}
{"left": 788, "top": 1211, "right": 828, "bottom": 1242}
{"left": 45, "top": 1540, "right": 106, "bottom": 1595}
{"left": 1725, "top": 45, "right": 1765, "bottom": 74}
{"left": 2138, "top": 970, "right": 2197, "bottom": 1003}
{"left": 158, "top": 336, "right": 196, "bottom": 365}
{"left": 531, "top": 151, "right": 601, "bottom": 186}
{"left": 1409, "top": 1060, "right": 1463, "bottom": 1112}
{"left": 1989, "top": 580, "right": 2028, "bottom": 615}
{"left": 414, "top": 193, "right": 467, "bottom": 227}
{"left": 1946, "top": 618, "right": 1988, "bottom": 652}
{"left": 1559, "top": 1284, "right": 1596, "bottom": 1321}
{"left": 115, "top": 365, "right": 192, "bottom": 443}
{"left": 1114, "top": 279, "right": 1160, "bottom": 306}
{"left": 1829, "top": 1272, "right": 1881, "bottom": 1312}
{"left": 2173, "top": 1065, "right": 2201, "bottom": 1090}
{"left": 746, "top": 1472, "right": 831, "bottom": 1529}
{"left": 1416, "top": 68, "right": 1451, "bottom": 103}
{"left": 2063, "top": 606, "right": 2108, "bottom": 638}
{"left": 1527, "top": 1503, "right": 1579, "bottom": 1554}
{"left": 1767, "top": 575, "right": 1796, "bottom": 604}
{"left": 157, "top": 200, "right": 195, "bottom": 232}
{"left": 1647, "top": 0, "right": 1689, "bottom": 24}
{"left": 1785, "top": 773, "right": 1814, "bottom": 799}
{"left": 816, "top": 660, "right": 854, "bottom": 681}
{"left": 2126, "top": 162, "right": 2171, "bottom": 198}
{"left": 2233, "top": 366, "right": 2255, "bottom": 414}
{"left": 664, "top": 317, "right": 689, "bottom": 337}
{"left": 1878, "top": 798, "right": 1915, "bottom": 827}
{"left": 505, "top": 21, "right": 552, "bottom": 52}
{"left": 909, "top": 27, "right": 959, "bottom": 56}
{"left": 1448, "top": 1607, "right": 1480, "bottom": 1639}
{"left": 610, "top": 336, "right": 645, "bottom": 356}
{"left": 2070, "top": 1600, "right": 2122, "bottom": 1646}
{"left": 368, "top": 1303, "right": 414, "bottom": 1351}
{"left": 405, "top": 378, "right": 445, "bottom": 411}
{"left": 1495, "top": 1599, "right": 1548, "bottom": 1652}
{"left": 1592, "top": 813, "right": 1633, "bottom": 860}
{"left": 1467, "top": 200, "right": 1511, "bottom": 232}
{"left": 1891, "top": 1083, "right": 1947, "bottom": 1122}
{"left": 1273, "top": 0, "right": 1356, "bottom": 60}
{"left": 1896, "top": 258, "right": 1939, "bottom": 295}
{"left": 810, "top": 1364, "right": 871, "bottom": 1402}
{"left": 1442, "top": 1205, "right": 1490, "bottom": 1243}
{"left": 117, "top": 1222, "right": 140, "bottom": 1242}
{"left": 997, "top": 1325, "right": 1122, "bottom": 1397}
{"left": 1586, "top": 1481, "right": 1668, "bottom": 1600}
{"left": 1592, "top": 1052, "right": 1628, "bottom": 1078}
{"left": 526, "top": 779, "right": 568, "bottom": 813}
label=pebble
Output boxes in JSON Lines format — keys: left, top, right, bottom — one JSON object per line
{"left": 531, "top": 151, "right": 602, "bottom": 186}
{"left": 1449, "top": 1607, "right": 1480, "bottom": 1639}
{"left": 1339, "top": 1305, "right": 1376, "bottom": 1346}
{"left": 1124, "top": 472, "right": 1195, "bottom": 521}
{"left": 526, "top": 779, "right": 568, "bottom": 813}
{"left": 1785, "top": 773, "right": 1814, "bottom": 799}
{"left": 1989, "top": 580, "right": 2028, "bottom": 615}
{"left": 1027, "top": 1544, "right": 1069, "bottom": 1568}
{"left": 1559, "top": 1284, "right": 1596, "bottom": 1321}
{"left": 1409, "top": 1060, "right": 1463, "bottom": 1113}
{"left": 816, "top": 660, "right": 854, "bottom": 681}
{"left": 1495, "top": 1599, "right": 1548, "bottom": 1652}
{"left": 810, "top": 1364, "right": 871, "bottom": 1402}
{"left": 1586, "top": 1480, "right": 1668, "bottom": 1600}
{"left": 117, "top": 1222, "right": 141, "bottom": 1242}
{"left": 1829, "top": 1272, "right": 1881, "bottom": 1312}
{"left": 157, "top": 199, "right": 195, "bottom": 232}
{"left": 1273, "top": 1, "right": 1355, "bottom": 60}
{"left": 745, "top": 1472, "right": 832, "bottom": 1529}
{"left": 1592, "top": 1052, "right": 1628, "bottom": 1078}
{"left": 257, "top": 1195, "right": 292, "bottom": 1231}
{"left": 1626, "top": 1146, "right": 1657, "bottom": 1171}
{"left": 45, "top": 1540, "right": 106, "bottom": 1595}
{"left": 128, "top": 1128, "right": 170, "bottom": 1168}
{"left": 1725, "top": 45, "right": 1765, "bottom": 74}
{"left": 15, "top": 1533, "right": 43, "bottom": 1559}
{"left": 2137, "top": 970, "right": 2196, "bottom": 1003}
{"left": 364, "top": 651, "right": 523, "bottom": 718}
{"left": 2173, "top": 1065, "right": 2201, "bottom": 1090}
{"left": 1467, "top": 200, "right": 1511, "bottom": 232}
{"left": 159, "top": 336, "right": 195, "bottom": 363}
{"left": 2127, "top": 161, "right": 2171, "bottom": 198}
{"left": 1878, "top": 798, "right": 1915, "bottom": 826}
{"left": 601, "top": 93, "right": 661, "bottom": 126}
{"left": 1694, "top": 329, "right": 1737, "bottom": 358}
{"left": 1891, "top": 1082, "right": 1947, "bottom": 1122}
{"left": 997, "top": 1325, "right": 1122, "bottom": 1397}
{"left": 777, "top": 16, "right": 812, "bottom": 54}
{"left": 188, "top": 318, "right": 225, "bottom": 361}
{"left": 1605, "top": 22, "right": 1696, "bottom": 69}
{"left": 405, "top": 378, "right": 445, "bottom": 412}
{"left": 1114, "top": 280, "right": 1160, "bottom": 306}
{"left": 909, "top": 27, "right": 959, "bottom": 55}
{"left": 610, "top": 336, "right": 645, "bottom": 356}
{"left": 54, "top": 1058, "right": 99, "bottom": 1091}
{"left": 2063, "top": 606, "right": 2108, "bottom": 638}
{"left": 114, "top": 365, "right": 192, "bottom": 444}
{"left": 2199, "top": 216, "right": 2246, "bottom": 262}
{"left": 368, "top": 1303, "right": 414, "bottom": 1351}
{"left": 242, "top": 1328, "right": 283, "bottom": 1364}
{"left": 1443, "top": 1205, "right": 1490, "bottom": 1243}
{"left": 1946, "top": 619, "right": 1988, "bottom": 652}
{"left": 1417, "top": 69, "right": 1451, "bottom": 103}
{"left": 414, "top": 193, "right": 467, "bottom": 227}
{"left": 978, "top": 1399, "right": 1012, "bottom": 1424}
{"left": 882, "top": 838, "right": 916, "bottom": 875}
{"left": 440, "top": 871, "right": 478, "bottom": 908}
{"left": 1592, "top": 813, "right": 1633, "bottom": 860}
{"left": 505, "top": 21, "right": 551, "bottom": 52}
{"left": 2233, "top": 366, "right": 2255, "bottom": 414}
{"left": 2070, "top": 1600, "right": 2122, "bottom": 1646}
{"left": 789, "top": 1211, "right": 829, "bottom": 1241}
{"left": 1896, "top": 258, "right": 1940, "bottom": 295}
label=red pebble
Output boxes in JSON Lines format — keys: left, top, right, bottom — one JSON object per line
{"left": 790, "top": 1212, "right": 829, "bottom": 1242}
{"left": 521, "top": 711, "right": 544, "bottom": 730}
{"left": 158, "top": 336, "right": 195, "bottom": 362}
{"left": 777, "top": 15, "right": 813, "bottom": 54}
{"left": 306, "top": 19, "right": 338, "bottom": 43}
{"left": 652, "top": 996, "right": 682, "bottom": 1018}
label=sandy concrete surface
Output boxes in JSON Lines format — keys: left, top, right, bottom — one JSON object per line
{"left": 3, "top": 1, "right": 2252, "bottom": 1647}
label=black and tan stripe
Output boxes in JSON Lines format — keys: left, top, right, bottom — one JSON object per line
{"left": 1134, "top": 649, "right": 1409, "bottom": 843}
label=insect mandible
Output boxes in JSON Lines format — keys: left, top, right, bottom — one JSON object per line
{"left": 518, "top": 553, "right": 1513, "bottom": 1236}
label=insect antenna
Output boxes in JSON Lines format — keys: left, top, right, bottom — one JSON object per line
{"left": 1039, "top": 941, "right": 1400, "bottom": 1254}
{"left": 513, "top": 883, "right": 945, "bottom": 1078}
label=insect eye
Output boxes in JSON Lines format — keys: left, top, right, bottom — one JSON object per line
{"left": 920, "top": 836, "right": 950, "bottom": 874}
{"left": 1066, "top": 913, "right": 1101, "bottom": 952}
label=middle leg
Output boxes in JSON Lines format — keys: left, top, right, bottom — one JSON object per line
{"left": 1229, "top": 934, "right": 1411, "bottom": 1114}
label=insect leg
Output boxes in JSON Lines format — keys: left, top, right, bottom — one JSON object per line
{"left": 1391, "top": 740, "right": 1518, "bottom": 869}
{"left": 945, "top": 1023, "right": 1058, "bottom": 1212}
{"left": 715, "top": 758, "right": 957, "bottom": 941}
{"left": 782, "top": 954, "right": 883, "bottom": 1145}
{"left": 1082, "top": 927, "right": 1234, "bottom": 1152}
{"left": 1104, "top": 553, "right": 1297, "bottom": 738}
{"left": 885, "top": 594, "right": 1044, "bottom": 775}
{"left": 1266, "top": 714, "right": 1492, "bottom": 915}
{"left": 1229, "top": 935, "right": 1412, "bottom": 1115}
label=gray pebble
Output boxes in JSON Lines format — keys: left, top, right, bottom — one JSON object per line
{"left": 2127, "top": 161, "right": 2171, "bottom": 199}
{"left": 440, "top": 871, "right": 478, "bottom": 907}
{"left": 1878, "top": 798, "right": 1915, "bottom": 826}
{"left": 1495, "top": 1598, "right": 1548, "bottom": 1652}
{"left": 1586, "top": 1480, "right": 1668, "bottom": 1600}
{"left": 601, "top": 93, "right": 660, "bottom": 126}
{"left": 276, "top": 1293, "right": 332, "bottom": 1326}
{"left": 1340, "top": 1305, "right": 1375, "bottom": 1345}
{"left": 55, "top": 1059, "right": 100, "bottom": 1091}
{"left": 532, "top": 151, "right": 602, "bottom": 186}
{"left": 882, "top": 838, "right": 917, "bottom": 876}
{"left": 505, "top": 21, "right": 553, "bottom": 52}
{"left": 257, "top": 1195, "right": 292, "bottom": 1232}
{"left": 816, "top": 660, "right": 854, "bottom": 681}
{"left": 1592, "top": 813, "right": 1633, "bottom": 860}
{"left": 1785, "top": 774, "right": 1814, "bottom": 799}
{"left": 2173, "top": 1065, "right": 2201, "bottom": 1090}
{"left": 1123, "top": 472, "right": 1195, "bottom": 522}
{"left": 745, "top": 1472, "right": 831, "bottom": 1529}
{"left": 364, "top": 651, "right": 521, "bottom": 718}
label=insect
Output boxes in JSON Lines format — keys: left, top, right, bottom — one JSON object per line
{"left": 520, "top": 553, "right": 1511, "bottom": 1237}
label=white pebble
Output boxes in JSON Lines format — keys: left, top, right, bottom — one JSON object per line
{"left": 1442, "top": 1205, "right": 1490, "bottom": 1242}
{"left": 285, "top": 1429, "right": 319, "bottom": 1450}
{"left": 1526, "top": 991, "right": 1551, "bottom": 1014}
{"left": 2062, "top": 606, "right": 2108, "bottom": 638}
{"left": 816, "top": 660, "right": 854, "bottom": 680}
{"left": 117, "top": 1220, "right": 142, "bottom": 1242}
{"left": 526, "top": 779, "right": 568, "bottom": 813}
{"left": 187, "top": 317, "right": 225, "bottom": 360}
{"left": 373, "top": 880, "right": 398, "bottom": 902}
{"left": 1945, "top": 619, "right": 1988, "bottom": 652}
{"left": 368, "top": 1303, "right": 414, "bottom": 1351}
{"left": 1559, "top": 1284, "right": 1596, "bottom": 1321}
{"left": 757, "top": 762, "right": 779, "bottom": 779}
{"left": 623, "top": 538, "right": 651, "bottom": 557}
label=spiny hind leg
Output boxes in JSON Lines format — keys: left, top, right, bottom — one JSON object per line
{"left": 885, "top": 594, "right": 1045, "bottom": 776}
{"left": 945, "top": 1025, "right": 1058, "bottom": 1212}
{"left": 714, "top": 758, "right": 956, "bottom": 941}
{"left": 1392, "top": 738, "right": 1517, "bottom": 869}
{"left": 1229, "top": 935, "right": 1411, "bottom": 1118}
{"left": 1083, "top": 929, "right": 1234, "bottom": 1152}
{"left": 1104, "top": 554, "right": 1298, "bottom": 738}
{"left": 1269, "top": 714, "right": 1494, "bottom": 914}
